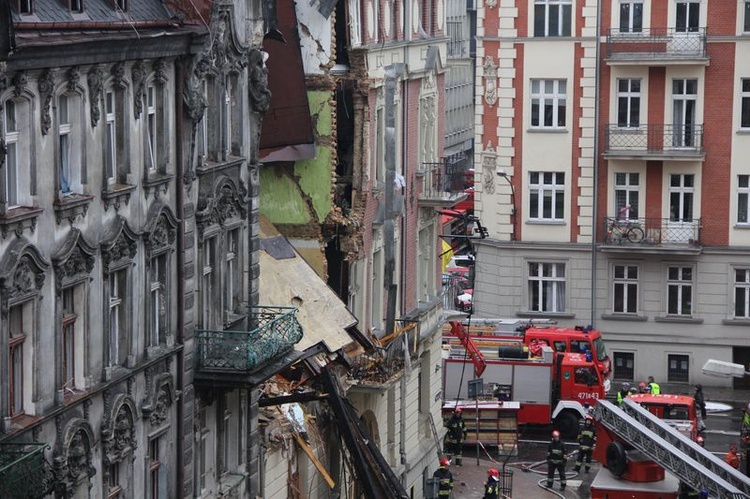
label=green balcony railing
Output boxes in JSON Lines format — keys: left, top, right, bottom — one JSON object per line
{"left": 0, "top": 443, "right": 53, "bottom": 498}
{"left": 196, "top": 306, "right": 303, "bottom": 374}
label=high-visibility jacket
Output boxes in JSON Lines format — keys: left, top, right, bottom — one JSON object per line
{"left": 578, "top": 424, "right": 596, "bottom": 450}
{"left": 649, "top": 382, "right": 661, "bottom": 395}
{"left": 616, "top": 389, "right": 629, "bottom": 405}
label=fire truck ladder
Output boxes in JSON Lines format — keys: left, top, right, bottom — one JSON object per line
{"left": 594, "top": 398, "right": 750, "bottom": 499}
{"left": 449, "top": 321, "right": 487, "bottom": 377}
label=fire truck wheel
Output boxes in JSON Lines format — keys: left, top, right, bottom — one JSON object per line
{"left": 606, "top": 441, "right": 628, "bottom": 477}
{"left": 553, "top": 411, "right": 580, "bottom": 439}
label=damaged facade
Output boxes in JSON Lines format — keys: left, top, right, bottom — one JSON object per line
{"left": 257, "top": 0, "right": 470, "bottom": 496}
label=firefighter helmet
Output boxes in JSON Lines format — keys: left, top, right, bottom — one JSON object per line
{"left": 585, "top": 415, "right": 594, "bottom": 423}
{"left": 454, "top": 407, "right": 462, "bottom": 414}
{"left": 440, "top": 457, "right": 449, "bottom": 467}
{"left": 638, "top": 381, "right": 647, "bottom": 391}
{"left": 696, "top": 435, "right": 704, "bottom": 445}
{"left": 488, "top": 468, "right": 499, "bottom": 481}
{"left": 622, "top": 382, "right": 631, "bottom": 389}
{"left": 552, "top": 430, "right": 561, "bottom": 438}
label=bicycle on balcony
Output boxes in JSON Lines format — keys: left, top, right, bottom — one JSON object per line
{"left": 607, "top": 208, "right": 644, "bottom": 244}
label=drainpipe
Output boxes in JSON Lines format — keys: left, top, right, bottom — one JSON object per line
{"left": 590, "top": 0, "right": 602, "bottom": 327}
{"left": 175, "top": 54, "right": 186, "bottom": 498}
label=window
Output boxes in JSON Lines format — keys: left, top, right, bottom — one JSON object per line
{"left": 18, "top": 0, "right": 33, "bottom": 14}
{"left": 528, "top": 262, "right": 565, "bottom": 312}
{"left": 146, "top": 85, "right": 157, "bottom": 173}
{"left": 349, "top": 0, "right": 362, "bottom": 46}
{"left": 741, "top": 79, "right": 750, "bottom": 129}
{"left": 103, "top": 87, "right": 127, "bottom": 186}
{"left": 667, "top": 265, "right": 693, "bottom": 316}
{"left": 108, "top": 463, "right": 122, "bottom": 499}
{"left": 58, "top": 93, "right": 84, "bottom": 195}
{"left": 619, "top": 0, "right": 643, "bottom": 33}
{"left": 108, "top": 271, "right": 126, "bottom": 366}
{"left": 533, "top": 0, "right": 571, "bottom": 37}
{"left": 745, "top": 0, "right": 750, "bottom": 33}
{"left": 371, "top": 248, "right": 383, "bottom": 327}
{"left": 669, "top": 174, "right": 694, "bottom": 222}
{"left": 617, "top": 79, "right": 641, "bottom": 127}
{"left": 613, "top": 351, "right": 635, "bottom": 381}
{"left": 225, "top": 229, "right": 240, "bottom": 319}
{"left": 115, "top": 0, "right": 127, "bottom": 11}
{"left": 613, "top": 264, "right": 639, "bottom": 314}
{"left": 529, "top": 172, "right": 565, "bottom": 221}
{"left": 149, "top": 254, "right": 166, "bottom": 347}
{"left": 375, "top": 107, "right": 384, "bottom": 185}
{"left": 194, "top": 408, "right": 208, "bottom": 495}
{"left": 615, "top": 173, "right": 639, "bottom": 219}
{"left": 62, "top": 288, "right": 76, "bottom": 391}
{"left": 739, "top": 175, "right": 750, "bottom": 224}
{"left": 672, "top": 79, "right": 697, "bottom": 148}
{"left": 196, "top": 81, "right": 208, "bottom": 165}
{"left": 675, "top": 0, "right": 699, "bottom": 33}
{"left": 69, "top": 0, "right": 83, "bottom": 12}
{"left": 9, "top": 305, "right": 26, "bottom": 417}
{"left": 2, "top": 100, "right": 20, "bottom": 207}
{"left": 735, "top": 268, "right": 750, "bottom": 319}
{"left": 219, "top": 392, "right": 239, "bottom": 475}
{"left": 149, "top": 437, "right": 165, "bottom": 499}
{"left": 105, "top": 91, "right": 117, "bottom": 184}
{"left": 530, "top": 79, "right": 566, "bottom": 128}
{"left": 667, "top": 354, "right": 689, "bottom": 383}
{"left": 201, "top": 238, "right": 216, "bottom": 328}
{"left": 222, "top": 80, "right": 232, "bottom": 159}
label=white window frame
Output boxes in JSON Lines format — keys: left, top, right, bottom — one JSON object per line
{"left": 615, "top": 172, "right": 640, "bottom": 220}
{"left": 668, "top": 173, "right": 694, "bottom": 222}
{"left": 8, "top": 304, "right": 26, "bottom": 417}
{"left": 741, "top": 79, "right": 750, "bottom": 129}
{"left": 675, "top": 0, "right": 700, "bottom": 33}
{"left": 533, "top": 0, "right": 572, "bottom": 37}
{"left": 2, "top": 100, "right": 20, "bottom": 208}
{"left": 105, "top": 90, "right": 117, "bottom": 185}
{"left": 613, "top": 264, "right": 639, "bottom": 314}
{"left": 529, "top": 171, "right": 565, "bottom": 221}
{"left": 196, "top": 80, "right": 208, "bottom": 164}
{"left": 62, "top": 287, "right": 77, "bottom": 391}
{"left": 616, "top": 78, "right": 641, "bottom": 128}
{"left": 224, "top": 229, "right": 239, "bottom": 319}
{"left": 666, "top": 265, "right": 693, "bottom": 316}
{"left": 149, "top": 254, "right": 166, "bottom": 347}
{"left": 528, "top": 262, "right": 566, "bottom": 313}
{"left": 146, "top": 84, "right": 157, "bottom": 173}
{"left": 744, "top": 0, "right": 750, "bottom": 33}
{"left": 739, "top": 174, "right": 750, "bottom": 225}
{"left": 58, "top": 93, "right": 84, "bottom": 195}
{"left": 735, "top": 268, "right": 750, "bottom": 319}
{"left": 201, "top": 238, "right": 216, "bottom": 328}
{"left": 349, "top": 0, "right": 362, "bottom": 46}
{"left": 223, "top": 81, "right": 232, "bottom": 159}
{"left": 671, "top": 79, "right": 698, "bottom": 148}
{"left": 371, "top": 248, "right": 383, "bottom": 329}
{"left": 530, "top": 79, "right": 567, "bottom": 129}
{"left": 108, "top": 272, "right": 123, "bottom": 366}
{"left": 618, "top": 0, "right": 643, "bottom": 33}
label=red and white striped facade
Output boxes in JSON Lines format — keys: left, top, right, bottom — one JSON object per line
{"left": 473, "top": 0, "right": 750, "bottom": 387}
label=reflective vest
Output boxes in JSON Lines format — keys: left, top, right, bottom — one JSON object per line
{"left": 649, "top": 382, "right": 661, "bottom": 395}
{"left": 483, "top": 480, "right": 499, "bottom": 499}
{"left": 578, "top": 425, "right": 596, "bottom": 450}
{"left": 616, "top": 390, "right": 628, "bottom": 405}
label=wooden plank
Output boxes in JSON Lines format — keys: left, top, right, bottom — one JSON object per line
{"left": 294, "top": 432, "right": 335, "bottom": 489}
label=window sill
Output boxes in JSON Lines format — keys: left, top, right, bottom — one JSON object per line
{"left": 653, "top": 315, "right": 703, "bottom": 324}
{"left": 526, "top": 220, "right": 566, "bottom": 225}
{"left": 54, "top": 193, "right": 94, "bottom": 224}
{"left": 600, "top": 313, "right": 648, "bottom": 322}
{"left": 516, "top": 311, "right": 575, "bottom": 319}
{"left": 722, "top": 318, "right": 750, "bottom": 326}
{"left": 527, "top": 128, "right": 568, "bottom": 133}
{"left": 102, "top": 184, "right": 136, "bottom": 211}
{"left": 143, "top": 172, "right": 175, "bottom": 198}
{"left": 197, "top": 156, "right": 246, "bottom": 176}
{"left": 733, "top": 223, "right": 750, "bottom": 229}
{"left": 0, "top": 205, "right": 44, "bottom": 238}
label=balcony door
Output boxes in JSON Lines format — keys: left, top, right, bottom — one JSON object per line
{"left": 671, "top": 79, "right": 697, "bottom": 148}
{"left": 666, "top": 173, "right": 696, "bottom": 243}
{"left": 673, "top": 0, "right": 701, "bottom": 54}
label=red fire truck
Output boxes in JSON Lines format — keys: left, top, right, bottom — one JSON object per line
{"left": 442, "top": 321, "right": 607, "bottom": 437}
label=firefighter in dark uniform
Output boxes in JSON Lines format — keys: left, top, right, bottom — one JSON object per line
{"left": 432, "top": 458, "right": 453, "bottom": 498}
{"left": 483, "top": 468, "right": 499, "bottom": 499}
{"left": 546, "top": 430, "right": 567, "bottom": 490}
{"left": 616, "top": 382, "right": 631, "bottom": 406}
{"left": 444, "top": 408, "right": 467, "bottom": 465}
{"left": 574, "top": 415, "right": 596, "bottom": 473}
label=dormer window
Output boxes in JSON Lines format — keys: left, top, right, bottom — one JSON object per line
{"left": 115, "top": 0, "right": 127, "bottom": 12}
{"left": 70, "top": 0, "right": 83, "bottom": 13}
{"left": 18, "top": 0, "right": 33, "bottom": 15}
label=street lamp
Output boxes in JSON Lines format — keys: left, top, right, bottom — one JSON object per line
{"left": 496, "top": 168, "right": 517, "bottom": 241}
{"left": 702, "top": 359, "right": 750, "bottom": 378}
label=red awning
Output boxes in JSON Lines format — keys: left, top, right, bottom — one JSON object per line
{"left": 260, "top": 0, "right": 315, "bottom": 162}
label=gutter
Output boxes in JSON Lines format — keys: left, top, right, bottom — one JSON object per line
{"left": 590, "top": 0, "right": 602, "bottom": 327}
{"left": 13, "top": 20, "right": 182, "bottom": 30}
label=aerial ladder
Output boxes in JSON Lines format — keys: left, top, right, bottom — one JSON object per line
{"left": 449, "top": 321, "right": 486, "bottom": 377}
{"left": 594, "top": 398, "right": 750, "bottom": 499}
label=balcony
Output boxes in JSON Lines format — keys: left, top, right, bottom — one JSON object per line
{"left": 347, "top": 322, "right": 419, "bottom": 390}
{"left": 604, "top": 124, "right": 704, "bottom": 161}
{"left": 0, "top": 443, "right": 53, "bottom": 498}
{"left": 606, "top": 28, "right": 708, "bottom": 66}
{"left": 418, "top": 157, "right": 470, "bottom": 208}
{"left": 600, "top": 217, "right": 702, "bottom": 254}
{"left": 195, "top": 306, "right": 303, "bottom": 387}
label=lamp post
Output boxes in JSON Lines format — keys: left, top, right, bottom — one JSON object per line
{"left": 496, "top": 168, "right": 517, "bottom": 241}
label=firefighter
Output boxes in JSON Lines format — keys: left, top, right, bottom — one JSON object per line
{"left": 546, "top": 430, "right": 567, "bottom": 490}
{"left": 726, "top": 444, "right": 742, "bottom": 470}
{"left": 432, "top": 457, "right": 453, "bottom": 498}
{"left": 616, "top": 382, "right": 631, "bottom": 406}
{"left": 574, "top": 415, "right": 596, "bottom": 473}
{"left": 638, "top": 381, "right": 649, "bottom": 393}
{"left": 647, "top": 376, "right": 661, "bottom": 395}
{"left": 741, "top": 402, "right": 750, "bottom": 476}
{"left": 483, "top": 468, "right": 499, "bottom": 499}
{"left": 696, "top": 435, "right": 705, "bottom": 447}
{"left": 444, "top": 407, "right": 467, "bottom": 465}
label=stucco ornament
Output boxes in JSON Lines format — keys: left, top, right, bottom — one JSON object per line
{"left": 483, "top": 56, "right": 498, "bottom": 106}
{"left": 38, "top": 70, "right": 55, "bottom": 135}
{"left": 248, "top": 49, "right": 271, "bottom": 113}
{"left": 87, "top": 66, "right": 104, "bottom": 126}
{"left": 66, "top": 67, "right": 80, "bottom": 93}
{"left": 485, "top": 0, "right": 497, "bottom": 8}
{"left": 482, "top": 141, "right": 497, "bottom": 195}
{"left": 131, "top": 61, "right": 146, "bottom": 119}
{"left": 12, "top": 71, "right": 28, "bottom": 97}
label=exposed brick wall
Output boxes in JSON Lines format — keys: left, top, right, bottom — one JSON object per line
{"left": 645, "top": 161, "right": 663, "bottom": 220}
{"left": 596, "top": 53, "right": 611, "bottom": 236}
{"left": 651, "top": 0, "right": 668, "bottom": 27}
{"left": 517, "top": 0, "right": 528, "bottom": 38}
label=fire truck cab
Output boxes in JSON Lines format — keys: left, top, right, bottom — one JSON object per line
{"left": 627, "top": 394, "right": 699, "bottom": 441}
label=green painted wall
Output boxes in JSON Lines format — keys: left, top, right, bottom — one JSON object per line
{"left": 259, "top": 90, "right": 333, "bottom": 224}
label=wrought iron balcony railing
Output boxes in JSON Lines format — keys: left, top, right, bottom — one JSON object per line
{"left": 347, "top": 322, "right": 419, "bottom": 388}
{"left": 603, "top": 217, "right": 701, "bottom": 247}
{"left": 605, "top": 124, "right": 704, "bottom": 157}
{"left": 0, "top": 443, "right": 53, "bottom": 498}
{"left": 196, "top": 306, "right": 303, "bottom": 374}
{"left": 418, "top": 156, "right": 470, "bottom": 207}
{"left": 606, "top": 27, "right": 707, "bottom": 61}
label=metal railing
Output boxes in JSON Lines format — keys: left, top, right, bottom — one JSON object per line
{"left": 603, "top": 217, "right": 701, "bottom": 246}
{"left": 0, "top": 443, "right": 53, "bottom": 498}
{"left": 419, "top": 156, "right": 470, "bottom": 205}
{"left": 347, "top": 322, "right": 419, "bottom": 387}
{"left": 606, "top": 27, "right": 707, "bottom": 60}
{"left": 605, "top": 124, "right": 704, "bottom": 156}
{"left": 196, "top": 306, "right": 302, "bottom": 373}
